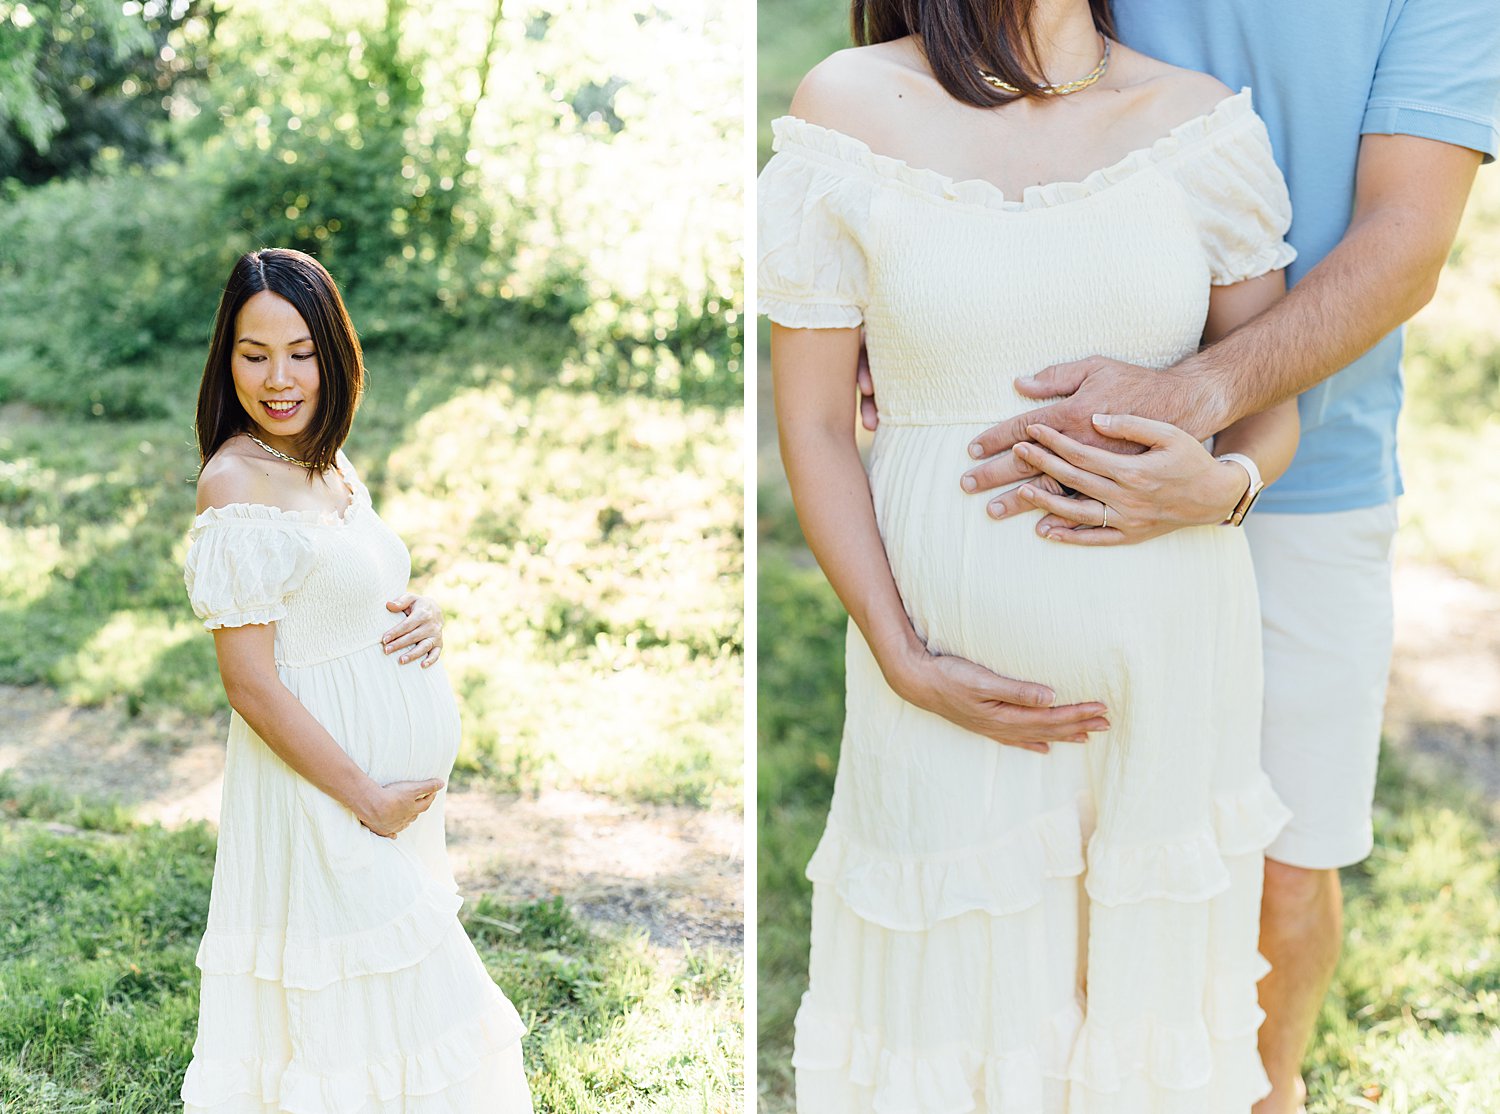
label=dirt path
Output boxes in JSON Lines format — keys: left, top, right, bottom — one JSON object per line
{"left": 1385, "top": 557, "right": 1500, "bottom": 807}
{"left": 0, "top": 688, "right": 743, "bottom": 955}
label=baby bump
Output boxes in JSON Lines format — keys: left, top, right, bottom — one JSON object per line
{"left": 870, "top": 425, "right": 1257, "bottom": 704}
{"left": 283, "top": 645, "right": 463, "bottom": 784}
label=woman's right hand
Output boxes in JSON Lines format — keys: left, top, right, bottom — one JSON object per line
{"left": 356, "top": 778, "right": 445, "bottom": 837}
{"left": 889, "top": 650, "right": 1110, "bottom": 754}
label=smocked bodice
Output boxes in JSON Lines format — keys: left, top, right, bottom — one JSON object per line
{"left": 184, "top": 461, "right": 413, "bottom": 668}
{"left": 758, "top": 89, "right": 1296, "bottom": 425}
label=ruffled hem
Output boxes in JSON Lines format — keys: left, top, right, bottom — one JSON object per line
{"left": 770, "top": 89, "right": 1257, "bottom": 213}
{"left": 1211, "top": 240, "right": 1299, "bottom": 286}
{"left": 191, "top": 496, "right": 366, "bottom": 531}
{"left": 1206, "top": 952, "right": 1273, "bottom": 1039}
{"left": 796, "top": 999, "right": 1080, "bottom": 1114}
{"left": 759, "top": 295, "right": 863, "bottom": 330}
{"left": 194, "top": 885, "right": 464, "bottom": 991}
{"left": 201, "top": 604, "right": 291, "bottom": 631}
{"left": 794, "top": 978, "right": 1272, "bottom": 1114}
{"left": 808, "top": 775, "right": 1290, "bottom": 930}
{"left": 180, "top": 995, "right": 527, "bottom": 1113}
{"left": 806, "top": 803, "right": 1086, "bottom": 933}
{"left": 1213, "top": 771, "right": 1295, "bottom": 857}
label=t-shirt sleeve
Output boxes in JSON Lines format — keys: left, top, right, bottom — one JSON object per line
{"left": 183, "top": 514, "right": 317, "bottom": 631}
{"left": 1173, "top": 101, "right": 1298, "bottom": 286}
{"left": 1362, "top": 0, "right": 1500, "bottom": 162}
{"left": 757, "top": 133, "right": 870, "bottom": 329}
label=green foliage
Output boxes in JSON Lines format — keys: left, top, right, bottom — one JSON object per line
{"left": 0, "top": 0, "right": 215, "bottom": 182}
{"left": 1394, "top": 172, "right": 1500, "bottom": 592}
{"left": 756, "top": 0, "right": 847, "bottom": 165}
{"left": 0, "top": 807, "right": 743, "bottom": 1112}
{"left": 0, "top": 0, "right": 743, "bottom": 416}
{"left": 0, "top": 178, "right": 225, "bottom": 417}
{"left": 1404, "top": 173, "right": 1500, "bottom": 431}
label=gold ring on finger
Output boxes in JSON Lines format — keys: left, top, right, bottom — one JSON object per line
{"left": 1100, "top": 504, "right": 1109, "bottom": 529}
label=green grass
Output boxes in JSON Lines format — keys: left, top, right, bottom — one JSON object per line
{"left": 0, "top": 321, "right": 743, "bottom": 808}
{"left": 0, "top": 776, "right": 744, "bottom": 1113}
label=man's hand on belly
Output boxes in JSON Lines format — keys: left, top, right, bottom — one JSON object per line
{"left": 958, "top": 356, "right": 1214, "bottom": 495}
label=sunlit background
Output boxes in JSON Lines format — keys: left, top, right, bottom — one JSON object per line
{"left": 0, "top": 0, "right": 744, "bottom": 1110}
{"left": 756, "top": 2, "right": 1500, "bottom": 1112}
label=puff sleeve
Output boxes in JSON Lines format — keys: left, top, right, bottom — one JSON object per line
{"left": 183, "top": 510, "right": 317, "bottom": 631}
{"left": 1167, "top": 94, "right": 1298, "bottom": 286}
{"left": 757, "top": 118, "right": 872, "bottom": 328}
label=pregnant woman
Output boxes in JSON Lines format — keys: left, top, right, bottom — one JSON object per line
{"left": 761, "top": 0, "right": 1300, "bottom": 1110}
{"left": 180, "top": 249, "right": 531, "bottom": 1112}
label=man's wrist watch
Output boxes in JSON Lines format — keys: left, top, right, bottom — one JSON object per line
{"left": 1216, "top": 452, "right": 1265, "bottom": 527}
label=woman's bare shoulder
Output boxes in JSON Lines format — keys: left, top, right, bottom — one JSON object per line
{"left": 788, "top": 39, "right": 934, "bottom": 144}
{"left": 1107, "top": 44, "right": 1236, "bottom": 132}
{"left": 196, "top": 438, "right": 272, "bottom": 514}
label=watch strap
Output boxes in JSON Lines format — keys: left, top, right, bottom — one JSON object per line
{"left": 1216, "top": 452, "right": 1265, "bottom": 527}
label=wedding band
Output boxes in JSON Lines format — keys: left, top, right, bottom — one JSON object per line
{"left": 1100, "top": 504, "right": 1109, "bottom": 529}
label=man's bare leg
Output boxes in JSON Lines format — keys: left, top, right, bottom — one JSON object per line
{"left": 1254, "top": 859, "right": 1343, "bottom": 1114}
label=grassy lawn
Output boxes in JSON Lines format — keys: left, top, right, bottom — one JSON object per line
{"left": 0, "top": 322, "right": 743, "bottom": 808}
{"left": 0, "top": 774, "right": 744, "bottom": 1113}
{"left": 757, "top": 9, "right": 1500, "bottom": 1113}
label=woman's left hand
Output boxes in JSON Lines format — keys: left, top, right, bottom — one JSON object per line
{"left": 382, "top": 593, "right": 444, "bottom": 667}
{"left": 983, "top": 415, "right": 1249, "bottom": 546}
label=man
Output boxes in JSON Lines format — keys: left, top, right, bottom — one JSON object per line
{"left": 861, "top": 4, "right": 1500, "bottom": 1111}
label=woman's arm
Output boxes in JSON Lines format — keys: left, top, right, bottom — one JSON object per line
{"left": 773, "top": 324, "right": 1110, "bottom": 752}
{"left": 988, "top": 269, "right": 1299, "bottom": 544}
{"left": 212, "top": 622, "right": 443, "bottom": 836}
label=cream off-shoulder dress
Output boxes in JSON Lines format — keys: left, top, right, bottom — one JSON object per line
{"left": 179, "top": 451, "right": 532, "bottom": 1114}
{"left": 758, "top": 89, "right": 1298, "bottom": 1114}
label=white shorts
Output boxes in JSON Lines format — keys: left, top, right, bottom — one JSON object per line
{"left": 1243, "top": 500, "right": 1399, "bottom": 870}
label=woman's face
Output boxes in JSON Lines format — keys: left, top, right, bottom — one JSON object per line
{"left": 231, "top": 291, "right": 320, "bottom": 446}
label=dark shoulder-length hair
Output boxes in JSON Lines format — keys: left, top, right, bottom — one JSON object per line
{"left": 853, "top": 0, "right": 1116, "bottom": 107}
{"left": 195, "top": 248, "right": 364, "bottom": 479}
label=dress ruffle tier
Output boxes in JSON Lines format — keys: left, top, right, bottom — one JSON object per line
{"left": 794, "top": 775, "right": 1291, "bottom": 1114}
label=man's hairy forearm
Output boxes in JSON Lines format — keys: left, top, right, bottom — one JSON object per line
{"left": 1178, "top": 205, "right": 1447, "bottom": 437}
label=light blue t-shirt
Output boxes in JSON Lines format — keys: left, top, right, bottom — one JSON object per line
{"left": 1112, "top": 0, "right": 1500, "bottom": 513}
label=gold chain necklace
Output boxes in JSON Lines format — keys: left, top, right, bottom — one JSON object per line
{"left": 247, "top": 432, "right": 321, "bottom": 470}
{"left": 979, "top": 36, "right": 1111, "bottom": 97}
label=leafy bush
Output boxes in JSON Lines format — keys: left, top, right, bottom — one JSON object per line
{"left": 0, "top": 0, "right": 743, "bottom": 416}
{"left": 0, "top": 168, "right": 225, "bottom": 417}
